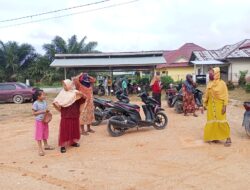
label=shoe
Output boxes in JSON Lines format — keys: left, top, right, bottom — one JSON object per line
{"left": 60, "top": 147, "right": 66, "bottom": 153}
{"left": 71, "top": 143, "right": 80, "bottom": 147}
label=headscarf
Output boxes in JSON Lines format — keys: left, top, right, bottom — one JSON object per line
{"left": 53, "top": 79, "right": 81, "bottom": 107}
{"left": 80, "top": 73, "right": 91, "bottom": 88}
{"left": 184, "top": 74, "right": 195, "bottom": 93}
{"left": 205, "top": 67, "right": 228, "bottom": 105}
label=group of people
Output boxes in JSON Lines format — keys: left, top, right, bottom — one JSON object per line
{"left": 32, "top": 67, "right": 232, "bottom": 156}
{"left": 32, "top": 73, "right": 96, "bottom": 156}
{"left": 150, "top": 68, "right": 232, "bottom": 147}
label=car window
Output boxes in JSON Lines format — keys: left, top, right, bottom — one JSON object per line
{"left": 16, "top": 83, "right": 28, "bottom": 89}
{"left": 0, "top": 84, "right": 4, "bottom": 90}
{"left": 2, "top": 84, "right": 16, "bottom": 90}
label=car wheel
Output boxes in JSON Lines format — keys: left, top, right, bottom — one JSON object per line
{"left": 13, "top": 95, "right": 24, "bottom": 104}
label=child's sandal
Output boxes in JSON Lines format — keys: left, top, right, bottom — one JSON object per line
{"left": 39, "top": 151, "right": 45, "bottom": 156}
{"left": 44, "top": 146, "right": 55, "bottom": 150}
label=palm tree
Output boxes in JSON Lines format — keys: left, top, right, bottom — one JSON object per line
{"left": 43, "top": 35, "right": 98, "bottom": 61}
{"left": 0, "top": 41, "right": 35, "bottom": 81}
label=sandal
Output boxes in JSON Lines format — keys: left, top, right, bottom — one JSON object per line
{"left": 87, "top": 129, "right": 95, "bottom": 133}
{"left": 82, "top": 131, "right": 89, "bottom": 136}
{"left": 39, "top": 151, "right": 45, "bottom": 156}
{"left": 193, "top": 113, "right": 198, "bottom": 117}
{"left": 44, "top": 146, "right": 55, "bottom": 150}
{"left": 224, "top": 139, "right": 232, "bottom": 147}
{"left": 60, "top": 147, "right": 66, "bottom": 153}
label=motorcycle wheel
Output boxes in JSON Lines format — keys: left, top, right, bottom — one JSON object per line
{"left": 107, "top": 116, "right": 126, "bottom": 137}
{"left": 92, "top": 108, "right": 103, "bottom": 126}
{"left": 153, "top": 112, "right": 168, "bottom": 130}
{"left": 245, "top": 123, "right": 250, "bottom": 137}
{"left": 174, "top": 100, "right": 183, "bottom": 114}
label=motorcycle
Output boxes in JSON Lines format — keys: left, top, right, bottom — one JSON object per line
{"left": 93, "top": 80, "right": 105, "bottom": 96}
{"left": 166, "top": 84, "right": 182, "bottom": 108}
{"left": 92, "top": 89, "right": 130, "bottom": 126}
{"left": 107, "top": 92, "right": 168, "bottom": 137}
{"left": 242, "top": 102, "right": 250, "bottom": 137}
{"left": 171, "top": 88, "right": 203, "bottom": 114}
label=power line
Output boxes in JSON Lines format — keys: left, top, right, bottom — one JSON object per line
{"left": 0, "top": 0, "right": 111, "bottom": 23}
{"left": 0, "top": 0, "right": 139, "bottom": 29}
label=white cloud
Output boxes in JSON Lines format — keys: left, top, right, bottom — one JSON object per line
{"left": 0, "top": 0, "right": 250, "bottom": 53}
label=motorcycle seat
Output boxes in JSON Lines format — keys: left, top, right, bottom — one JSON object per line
{"left": 96, "top": 98, "right": 112, "bottom": 103}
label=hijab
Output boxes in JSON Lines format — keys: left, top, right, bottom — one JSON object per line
{"left": 184, "top": 74, "right": 195, "bottom": 93}
{"left": 206, "top": 67, "right": 228, "bottom": 105}
{"left": 80, "top": 73, "right": 91, "bottom": 88}
{"left": 53, "top": 79, "right": 81, "bottom": 107}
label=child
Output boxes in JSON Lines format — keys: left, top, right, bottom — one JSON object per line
{"left": 32, "top": 90, "right": 54, "bottom": 156}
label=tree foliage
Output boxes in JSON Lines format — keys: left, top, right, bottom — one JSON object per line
{"left": 0, "top": 35, "right": 98, "bottom": 84}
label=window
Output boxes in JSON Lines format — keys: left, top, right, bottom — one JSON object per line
{"left": 16, "top": 83, "right": 28, "bottom": 89}
{"left": 1, "top": 84, "right": 16, "bottom": 90}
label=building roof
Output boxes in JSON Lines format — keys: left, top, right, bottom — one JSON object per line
{"left": 157, "top": 43, "right": 206, "bottom": 69}
{"left": 191, "top": 60, "right": 225, "bottom": 65}
{"left": 192, "top": 39, "right": 250, "bottom": 61}
{"left": 50, "top": 51, "right": 166, "bottom": 71}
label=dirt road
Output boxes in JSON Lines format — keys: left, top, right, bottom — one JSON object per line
{"left": 0, "top": 96, "right": 249, "bottom": 190}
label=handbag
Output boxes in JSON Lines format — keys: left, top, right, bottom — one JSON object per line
{"left": 43, "top": 111, "right": 52, "bottom": 123}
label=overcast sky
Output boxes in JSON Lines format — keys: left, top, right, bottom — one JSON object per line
{"left": 0, "top": 0, "right": 250, "bottom": 53}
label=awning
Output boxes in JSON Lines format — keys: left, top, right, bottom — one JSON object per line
{"left": 50, "top": 52, "right": 166, "bottom": 71}
{"left": 51, "top": 57, "right": 165, "bottom": 68}
{"left": 191, "top": 60, "right": 225, "bottom": 65}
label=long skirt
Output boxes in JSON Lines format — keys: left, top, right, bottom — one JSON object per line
{"left": 204, "top": 96, "right": 230, "bottom": 141}
{"left": 152, "top": 92, "right": 161, "bottom": 107}
{"left": 59, "top": 118, "right": 80, "bottom": 147}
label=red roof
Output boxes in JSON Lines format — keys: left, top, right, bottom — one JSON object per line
{"left": 157, "top": 43, "right": 206, "bottom": 68}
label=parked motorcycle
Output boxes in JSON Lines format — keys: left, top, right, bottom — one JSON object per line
{"left": 92, "top": 89, "right": 130, "bottom": 126}
{"left": 242, "top": 102, "right": 250, "bottom": 137}
{"left": 166, "top": 83, "right": 182, "bottom": 108}
{"left": 171, "top": 88, "right": 203, "bottom": 114}
{"left": 93, "top": 80, "right": 105, "bottom": 96}
{"left": 107, "top": 92, "right": 168, "bottom": 137}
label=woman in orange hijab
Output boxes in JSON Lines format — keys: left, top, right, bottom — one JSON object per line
{"left": 203, "top": 67, "right": 232, "bottom": 146}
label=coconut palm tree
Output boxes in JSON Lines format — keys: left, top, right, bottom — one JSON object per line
{"left": 43, "top": 35, "right": 98, "bottom": 61}
{"left": 0, "top": 41, "right": 35, "bottom": 81}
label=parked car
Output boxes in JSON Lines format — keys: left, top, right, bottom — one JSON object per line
{"left": 0, "top": 82, "right": 37, "bottom": 104}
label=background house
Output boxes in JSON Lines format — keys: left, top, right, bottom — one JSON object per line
{"left": 156, "top": 43, "right": 205, "bottom": 81}
{"left": 191, "top": 39, "right": 250, "bottom": 84}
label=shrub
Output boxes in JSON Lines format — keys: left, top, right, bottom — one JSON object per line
{"left": 238, "top": 70, "right": 248, "bottom": 86}
{"left": 160, "top": 76, "right": 174, "bottom": 89}
{"left": 246, "top": 83, "right": 250, "bottom": 93}
{"left": 227, "top": 81, "right": 235, "bottom": 91}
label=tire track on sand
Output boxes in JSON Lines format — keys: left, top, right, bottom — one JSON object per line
{"left": 0, "top": 164, "right": 86, "bottom": 190}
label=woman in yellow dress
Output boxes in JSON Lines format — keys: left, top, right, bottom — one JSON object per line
{"left": 203, "top": 67, "right": 232, "bottom": 146}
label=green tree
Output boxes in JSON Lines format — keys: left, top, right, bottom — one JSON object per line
{"left": 0, "top": 40, "right": 35, "bottom": 81}
{"left": 43, "top": 35, "right": 98, "bottom": 61}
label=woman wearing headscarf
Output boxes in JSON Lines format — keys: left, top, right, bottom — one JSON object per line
{"left": 150, "top": 72, "right": 162, "bottom": 106}
{"left": 203, "top": 67, "right": 232, "bottom": 146}
{"left": 53, "top": 79, "right": 85, "bottom": 153}
{"left": 74, "top": 73, "right": 96, "bottom": 135}
{"left": 182, "top": 74, "right": 197, "bottom": 117}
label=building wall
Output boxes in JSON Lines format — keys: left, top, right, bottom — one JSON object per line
{"left": 156, "top": 67, "right": 194, "bottom": 81}
{"left": 228, "top": 58, "right": 250, "bottom": 84}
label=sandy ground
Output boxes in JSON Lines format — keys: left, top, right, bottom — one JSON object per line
{"left": 0, "top": 94, "right": 250, "bottom": 190}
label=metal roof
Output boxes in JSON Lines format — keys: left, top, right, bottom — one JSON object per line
{"left": 191, "top": 60, "right": 225, "bottom": 65}
{"left": 50, "top": 56, "right": 165, "bottom": 70}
